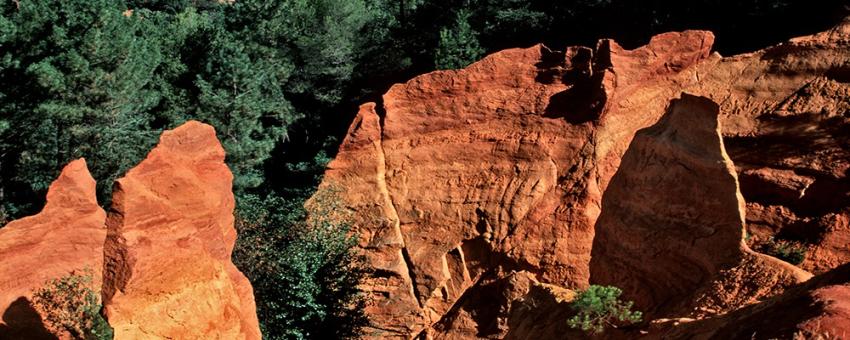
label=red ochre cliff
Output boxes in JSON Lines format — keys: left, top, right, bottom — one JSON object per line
{"left": 0, "top": 122, "right": 260, "bottom": 340}
{"left": 316, "top": 17, "right": 850, "bottom": 339}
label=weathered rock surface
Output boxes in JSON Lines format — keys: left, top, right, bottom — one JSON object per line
{"left": 0, "top": 160, "right": 106, "bottom": 339}
{"left": 659, "top": 262, "right": 850, "bottom": 339}
{"left": 0, "top": 121, "right": 261, "bottom": 340}
{"left": 101, "top": 121, "right": 260, "bottom": 340}
{"left": 590, "top": 94, "right": 810, "bottom": 318}
{"left": 319, "top": 31, "right": 715, "bottom": 338}
{"left": 680, "top": 18, "right": 850, "bottom": 275}
{"left": 319, "top": 17, "right": 850, "bottom": 339}
{"left": 503, "top": 281, "right": 578, "bottom": 340}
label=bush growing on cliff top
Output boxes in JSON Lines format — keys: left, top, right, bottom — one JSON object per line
{"left": 233, "top": 189, "right": 367, "bottom": 340}
{"left": 31, "top": 269, "right": 113, "bottom": 340}
{"left": 568, "top": 285, "right": 642, "bottom": 334}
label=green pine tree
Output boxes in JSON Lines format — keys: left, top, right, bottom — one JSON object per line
{"left": 567, "top": 285, "right": 642, "bottom": 334}
{"left": 0, "top": 0, "right": 167, "bottom": 214}
{"left": 434, "top": 9, "right": 484, "bottom": 70}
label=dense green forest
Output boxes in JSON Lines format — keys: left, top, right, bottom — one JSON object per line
{"left": 0, "top": 0, "right": 846, "bottom": 338}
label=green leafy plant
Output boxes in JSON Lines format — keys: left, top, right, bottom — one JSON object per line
{"left": 31, "top": 268, "right": 113, "bottom": 340}
{"left": 567, "top": 285, "right": 642, "bottom": 334}
{"left": 762, "top": 237, "right": 807, "bottom": 265}
{"left": 434, "top": 9, "right": 485, "bottom": 70}
{"left": 233, "top": 188, "right": 367, "bottom": 339}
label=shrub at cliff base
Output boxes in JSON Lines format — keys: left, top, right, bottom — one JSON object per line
{"left": 568, "top": 285, "right": 642, "bottom": 334}
{"left": 233, "top": 189, "right": 367, "bottom": 340}
{"left": 762, "top": 237, "right": 807, "bottom": 265}
{"left": 31, "top": 269, "right": 113, "bottom": 340}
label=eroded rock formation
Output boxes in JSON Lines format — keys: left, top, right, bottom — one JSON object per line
{"left": 0, "top": 159, "right": 106, "bottom": 339}
{"left": 318, "top": 17, "right": 850, "bottom": 339}
{"left": 679, "top": 17, "right": 850, "bottom": 276}
{"left": 590, "top": 94, "right": 809, "bottom": 318}
{"left": 0, "top": 121, "right": 260, "bottom": 340}
{"left": 659, "top": 262, "right": 850, "bottom": 339}
{"left": 319, "top": 30, "right": 716, "bottom": 338}
{"left": 102, "top": 121, "right": 260, "bottom": 339}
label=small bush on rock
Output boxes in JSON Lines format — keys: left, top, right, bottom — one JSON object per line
{"left": 567, "top": 285, "right": 642, "bottom": 334}
{"left": 31, "top": 269, "right": 113, "bottom": 340}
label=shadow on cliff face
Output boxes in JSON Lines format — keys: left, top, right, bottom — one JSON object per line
{"left": 427, "top": 237, "right": 543, "bottom": 338}
{"left": 725, "top": 112, "right": 850, "bottom": 218}
{"left": 535, "top": 45, "right": 607, "bottom": 125}
{"left": 544, "top": 81, "right": 606, "bottom": 124}
{"left": 0, "top": 297, "right": 56, "bottom": 340}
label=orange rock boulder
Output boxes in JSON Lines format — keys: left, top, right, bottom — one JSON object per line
{"left": 0, "top": 159, "right": 106, "bottom": 339}
{"left": 101, "top": 121, "right": 260, "bottom": 339}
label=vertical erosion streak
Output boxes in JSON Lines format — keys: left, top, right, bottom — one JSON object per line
{"left": 101, "top": 200, "right": 133, "bottom": 307}
{"left": 373, "top": 99, "right": 423, "bottom": 309}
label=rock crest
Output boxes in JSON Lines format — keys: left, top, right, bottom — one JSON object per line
{"left": 0, "top": 122, "right": 260, "bottom": 340}
{"left": 318, "top": 18, "right": 850, "bottom": 338}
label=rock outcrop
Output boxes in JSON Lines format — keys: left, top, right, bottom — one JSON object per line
{"left": 102, "top": 121, "right": 261, "bottom": 339}
{"left": 0, "top": 160, "right": 106, "bottom": 339}
{"left": 679, "top": 17, "right": 850, "bottom": 276}
{"left": 318, "top": 17, "right": 850, "bottom": 339}
{"left": 2, "top": 13, "right": 847, "bottom": 340}
{"left": 659, "top": 262, "right": 850, "bottom": 339}
{"left": 0, "top": 121, "right": 260, "bottom": 339}
{"left": 319, "top": 30, "right": 715, "bottom": 338}
{"left": 590, "top": 94, "right": 809, "bottom": 318}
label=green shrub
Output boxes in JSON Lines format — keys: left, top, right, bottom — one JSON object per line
{"left": 567, "top": 285, "right": 642, "bottom": 334}
{"left": 31, "top": 269, "right": 113, "bottom": 340}
{"left": 434, "top": 9, "right": 485, "bottom": 70}
{"left": 232, "top": 188, "right": 367, "bottom": 340}
{"left": 762, "top": 237, "right": 807, "bottom": 265}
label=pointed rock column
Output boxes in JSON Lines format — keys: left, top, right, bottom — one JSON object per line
{"left": 590, "top": 94, "right": 810, "bottom": 318}
{"left": 102, "top": 121, "right": 260, "bottom": 339}
{"left": 0, "top": 159, "right": 106, "bottom": 338}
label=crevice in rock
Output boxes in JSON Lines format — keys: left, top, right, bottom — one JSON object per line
{"left": 428, "top": 271, "right": 499, "bottom": 337}
{"left": 371, "top": 98, "right": 423, "bottom": 311}
{"left": 825, "top": 65, "right": 850, "bottom": 83}
{"left": 541, "top": 45, "right": 608, "bottom": 124}
{"left": 374, "top": 96, "right": 389, "bottom": 144}
{"left": 101, "top": 197, "right": 132, "bottom": 307}
{"left": 401, "top": 247, "right": 424, "bottom": 309}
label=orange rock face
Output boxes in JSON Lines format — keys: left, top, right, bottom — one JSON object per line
{"left": 660, "top": 263, "right": 850, "bottom": 339}
{"left": 679, "top": 18, "right": 850, "bottom": 276}
{"left": 101, "top": 121, "right": 260, "bottom": 339}
{"left": 1, "top": 121, "right": 261, "bottom": 339}
{"left": 319, "top": 31, "right": 715, "bottom": 337}
{"left": 0, "top": 159, "right": 106, "bottom": 339}
{"left": 319, "top": 18, "right": 850, "bottom": 339}
{"left": 590, "top": 94, "right": 809, "bottom": 318}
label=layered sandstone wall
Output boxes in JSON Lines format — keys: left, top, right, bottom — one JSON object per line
{"left": 318, "top": 17, "right": 850, "bottom": 339}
